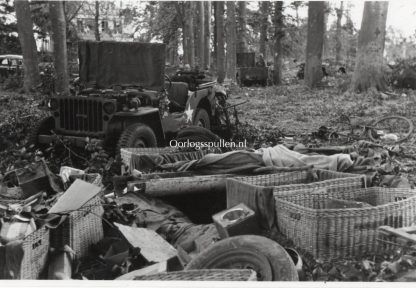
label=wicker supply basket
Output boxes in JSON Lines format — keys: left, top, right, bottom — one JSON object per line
{"left": 133, "top": 269, "right": 257, "bottom": 281}
{"left": 0, "top": 226, "right": 49, "bottom": 279}
{"left": 226, "top": 169, "right": 365, "bottom": 231}
{"left": 20, "top": 226, "right": 49, "bottom": 279}
{"left": 120, "top": 147, "right": 211, "bottom": 173}
{"left": 50, "top": 195, "right": 104, "bottom": 259}
{"left": 275, "top": 187, "right": 416, "bottom": 260}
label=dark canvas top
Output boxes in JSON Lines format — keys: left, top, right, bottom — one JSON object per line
{"left": 236, "top": 52, "right": 255, "bottom": 68}
{"left": 78, "top": 41, "right": 166, "bottom": 90}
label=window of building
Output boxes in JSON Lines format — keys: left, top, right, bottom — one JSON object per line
{"left": 77, "top": 19, "right": 84, "bottom": 32}
{"left": 102, "top": 20, "right": 108, "bottom": 32}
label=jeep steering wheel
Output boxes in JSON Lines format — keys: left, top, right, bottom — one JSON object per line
{"left": 164, "top": 74, "right": 172, "bottom": 91}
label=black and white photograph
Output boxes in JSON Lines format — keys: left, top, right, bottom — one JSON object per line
{"left": 1, "top": 0, "right": 416, "bottom": 285}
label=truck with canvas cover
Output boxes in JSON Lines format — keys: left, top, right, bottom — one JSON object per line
{"left": 28, "top": 41, "right": 229, "bottom": 153}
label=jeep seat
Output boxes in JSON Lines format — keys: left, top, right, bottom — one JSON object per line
{"left": 167, "top": 82, "right": 189, "bottom": 112}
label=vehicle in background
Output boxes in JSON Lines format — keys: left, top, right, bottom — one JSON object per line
{"left": 0, "top": 54, "right": 23, "bottom": 78}
{"left": 236, "top": 52, "right": 268, "bottom": 87}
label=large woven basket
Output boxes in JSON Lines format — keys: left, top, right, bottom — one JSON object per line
{"left": 133, "top": 269, "right": 257, "bottom": 281}
{"left": 226, "top": 169, "right": 365, "bottom": 231}
{"left": 2, "top": 226, "right": 50, "bottom": 279}
{"left": 120, "top": 147, "right": 210, "bottom": 173}
{"left": 20, "top": 226, "right": 49, "bottom": 279}
{"left": 50, "top": 195, "right": 104, "bottom": 259}
{"left": 275, "top": 187, "right": 416, "bottom": 260}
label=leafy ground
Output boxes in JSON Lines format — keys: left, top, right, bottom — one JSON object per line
{"left": 229, "top": 80, "right": 416, "bottom": 140}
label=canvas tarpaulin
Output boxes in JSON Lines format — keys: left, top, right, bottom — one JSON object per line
{"left": 78, "top": 41, "right": 166, "bottom": 90}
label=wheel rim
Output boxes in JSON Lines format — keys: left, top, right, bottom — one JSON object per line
{"left": 132, "top": 138, "right": 146, "bottom": 148}
{"left": 201, "top": 249, "right": 272, "bottom": 281}
{"left": 370, "top": 116, "right": 413, "bottom": 143}
{"left": 196, "top": 118, "right": 206, "bottom": 128}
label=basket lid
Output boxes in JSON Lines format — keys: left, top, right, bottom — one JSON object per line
{"left": 49, "top": 179, "right": 101, "bottom": 214}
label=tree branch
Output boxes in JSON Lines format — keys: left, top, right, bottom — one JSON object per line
{"left": 65, "top": 1, "right": 86, "bottom": 23}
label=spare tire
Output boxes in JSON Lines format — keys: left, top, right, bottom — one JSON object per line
{"left": 185, "top": 235, "right": 299, "bottom": 281}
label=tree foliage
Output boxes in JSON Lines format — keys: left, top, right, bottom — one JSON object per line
{"left": 0, "top": 0, "right": 21, "bottom": 54}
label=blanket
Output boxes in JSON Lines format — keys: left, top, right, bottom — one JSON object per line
{"left": 175, "top": 144, "right": 354, "bottom": 174}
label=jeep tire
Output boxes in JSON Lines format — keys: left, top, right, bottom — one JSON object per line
{"left": 26, "top": 116, "right": 55, "bottom": 150}
{"left": 185, "top": 235, "right": 299, "bottom": 281}
{"left": 193, "top": 108, "right": 211, "bottom": 130}
{"left": 117, "top": 123, "right": 157, "bottom": 152}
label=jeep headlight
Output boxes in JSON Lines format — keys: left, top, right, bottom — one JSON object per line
{"left": 48, "top": 98, "right": 58, "bottom": 110}
{"left": 103, "top": 102, "right": 116, "bottom": 114}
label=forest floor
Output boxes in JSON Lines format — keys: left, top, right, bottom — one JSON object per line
{"left": 229, "top": 81, "right": 416, "bottom": 140}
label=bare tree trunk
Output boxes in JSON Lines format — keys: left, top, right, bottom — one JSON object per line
{"left": 351, "top": 2, "right": 388, "bottom": 92}
{"left": 172, "top": 29, "right": 179, "bottom": 65}
{"left": 204, "top": 1, "right": 211, "bottom": 69}
{"left": 273, "top": 2, "right": 284, "bottom": 85}
{"left": 49, "top": 1, "right": 69, "bottom": 96}
{"left": 226, "top": 1, "right": 236, "bottom": 82}
{"left": 94, "top": 1, "right": 100, "bottom": 41}
{"left": 215, "top": 2, "right": 225, "bottom": 83}
{"left": 213, "top": 2, "right": 217, "bottom": 69}
{"left": 259, "top": 1, "right": 270, "bottom": 58}
{"left": 15, "top": 0, "right": 40, "bottom": 92}
{"left": 322, "top": 3, "right": 329, "bottom": 59}
{"left": 305, "top": 1, "right": 325, "bottom": 88}
{"left": 335, "top": 1, "right": 344, "bottom": 65}
{"left": 293, "top": 1, "right": 301, "bottom": 27}
{"left": 195, "top": 1, "right": 205, "bottom": 69}
{"left": 179, "top": 3, "right": 189, "bottom": 66}
{"left": 185, "top": 2, "right": 195, "bottom": 67}
{"left": 237, "top": 1, "right": 248, "bottom": 53}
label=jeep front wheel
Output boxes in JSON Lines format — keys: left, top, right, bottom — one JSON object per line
{"left": 117, "top": 124, "right": 157, "bottom": 151}
{"left": 193, "top": 108, "right": 211, "bottom": 130}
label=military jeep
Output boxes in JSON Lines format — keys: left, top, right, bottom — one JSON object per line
{"left": 28, "top": 41, "right": 229, "bottom": 153}
{"left": 236, "top": 52, "right": 268, "bottom": 87}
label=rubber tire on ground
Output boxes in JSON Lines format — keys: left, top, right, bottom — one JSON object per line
{"left": 368, "top": 115, "right": 414, "bottom": 143}
{"left": 193, "top": 108, "right": 211, "bottom": 130}
{"left": 26, "top": 116, "right": 55, "bottom": 150}
{"left": 185, "top": 235, "right": 299, "bottom": 281}
{"left": 117, "top": 123, "right": 157, "bottom": 152}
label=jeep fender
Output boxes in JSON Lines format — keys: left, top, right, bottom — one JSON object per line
{"left": 213, "top": 84, "right": 227, "bottom": 99}
{"left": 107, "top": 108, "right": 165, "bottom": 146}
{"left": 185, "top": 88, "right": 210, "bottom": 118}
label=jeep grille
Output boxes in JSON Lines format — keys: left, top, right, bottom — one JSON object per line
{"left": 58, "top": 97, "right": 104, "bottom": 134}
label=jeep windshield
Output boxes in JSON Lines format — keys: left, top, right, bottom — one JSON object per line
{"left": 78, "top": 41, "right": 166, "bottom": 91}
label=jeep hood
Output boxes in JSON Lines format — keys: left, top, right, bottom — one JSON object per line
{"left": 78, "top": 41, "right": 166, "bottom": 91}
